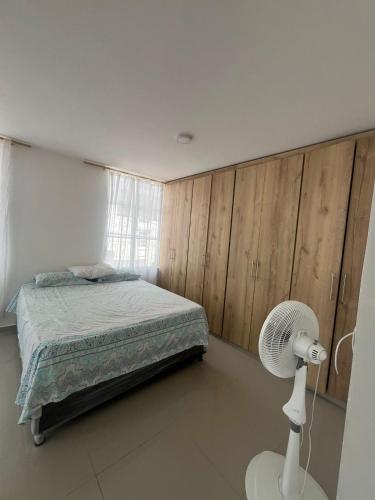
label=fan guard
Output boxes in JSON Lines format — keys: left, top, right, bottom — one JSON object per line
{"left": 258, "top": 301, "right": 319, "bottom": 378}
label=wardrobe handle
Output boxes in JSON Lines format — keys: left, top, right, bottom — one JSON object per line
{"left": 255, "top": 260, "right": 260, "bottom": 280}
{"left": 329, "top": 273, "right": 335, "bottom": 301}
{"left": 341, "top": 273, "right": 347, "bottom": 304}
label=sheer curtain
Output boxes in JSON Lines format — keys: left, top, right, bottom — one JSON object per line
{"left": 0, "top": 139, "right": 11, "bottom": 317}
{"left": 104, "top": 171, "right": 163, "bottom": 283}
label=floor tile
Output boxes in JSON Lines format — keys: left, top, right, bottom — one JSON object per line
{"left": 0, "top": 330, "right": 345, "bottom": 500}
{"left": 98, "top": 423, "right": 240, "bottom": 500}
{"left": 80, "top": 360, "right": 213, "bottom": 473}
{"left": 0, "top": 430, "right": 95, "bottom": 500}
{"left": 64, "top": 478, "right": 103, "bottom": 500}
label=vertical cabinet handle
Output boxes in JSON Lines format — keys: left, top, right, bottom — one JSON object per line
{"left": 255, "top": 260, "right": 260, "bottom": 280}
{"left": 341, "top": 273, "right": 347, "bottom": 304}
{"left": 329, "top": 273, "right": 335, "bottom": 301}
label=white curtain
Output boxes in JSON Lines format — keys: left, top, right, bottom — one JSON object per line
{"left": 0, "top": 139, "right": 11, "bottom": 317}
{"left": 104, "top": 171, "right": 163, "bottom": 283}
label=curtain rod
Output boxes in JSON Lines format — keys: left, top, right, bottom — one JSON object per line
{"left": 0, "top": 133, "right": 164, "bottom": 183}
{"left": 0, "top": 134, "right": 32, "bottom": 148}
{"left": 83, "top": 159, "right": 165, "bottom": 184}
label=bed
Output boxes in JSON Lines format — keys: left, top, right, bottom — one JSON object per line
{"left": 12, "top": 279, "right": 209, "bottom": 445}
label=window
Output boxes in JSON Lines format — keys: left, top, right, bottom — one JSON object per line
{"left": 104, "top": 171, "right": 163, "bottom": 283}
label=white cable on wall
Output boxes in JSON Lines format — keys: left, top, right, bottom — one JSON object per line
{"left": 334, "top": 329, "right": 356, "bottom": 375}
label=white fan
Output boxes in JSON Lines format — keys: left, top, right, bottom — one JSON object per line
{"left": 245, "top": 301, "right": 329, "bottom": 500}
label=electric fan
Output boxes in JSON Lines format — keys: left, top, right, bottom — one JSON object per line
{"left": 245, "top": 301, "right": 329, "bottom": 500}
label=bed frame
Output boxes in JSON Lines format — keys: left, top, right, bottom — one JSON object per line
{"left": 30, "top": 345, "right": 205, "bottom": 445}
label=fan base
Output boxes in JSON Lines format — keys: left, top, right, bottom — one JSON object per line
{"left": 245, "top": 451, "right": 329, "bottom": 500}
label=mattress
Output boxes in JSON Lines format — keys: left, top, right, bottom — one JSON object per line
{"left": 14, "top": 280, "right": 209, "bottom": 423}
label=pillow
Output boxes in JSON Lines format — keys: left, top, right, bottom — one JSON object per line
{"left": 67, "top": 263, "right": 115, "bottom": 279}
{"left": 97, "top": 271, "right": 140, "bottom": 283}
{"left": 34, "top": 271, "right": 92, "bottom": 287}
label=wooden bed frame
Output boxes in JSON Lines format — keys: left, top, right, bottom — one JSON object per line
{"left": 30, "top": 345, "right": 205, "bottom": 445}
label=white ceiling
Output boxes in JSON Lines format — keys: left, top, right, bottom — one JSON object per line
{"left": 1, "top": 1, "right": 375, "bottom": 181}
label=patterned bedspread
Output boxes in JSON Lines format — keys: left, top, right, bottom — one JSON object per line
{"left": 14, "top": 280, "right": 209, "bottom": 423}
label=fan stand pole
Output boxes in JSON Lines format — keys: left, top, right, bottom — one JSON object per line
{"left": 280, "top": 362, "right": 307, "bottom": 500}
{"left": 245, "top": 359, "right": 329, "bottom": 500}
{"left": 281, "top": 424, "right": 301, "bottom": 500}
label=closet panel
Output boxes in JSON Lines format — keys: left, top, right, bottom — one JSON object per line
{"left": 185, "top": 176, "right": 212, "bottom": 304}
{"left": 158, "top": 183, "right": 175, "bottom": 290}
{"left": 158, "top": 180, "right": 193, "bottom": 295}
{"left": 249, "top": 155, "right": 303, "bottom": 354}
{"left": 222, "top": 164, "right": 264, "bottom": 348}
{"left": 328, "top": 136, "right": 375, "bottom": 401}
{"left": 291, "top": 140, "right": 355, "bottom": 392}
{"left": 203, "top": 170, "right": 235, "bottom": 335}
{"left": 169, "top": 180, "right": 193, "bottom": 296}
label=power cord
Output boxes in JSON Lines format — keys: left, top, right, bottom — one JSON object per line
{"left": 334, "top": 329, "right": 356, "bottom": 375}
{"left": 298, "top": 329, "right": 354, "bottom": 498}
{"left": 299, "top": 364, "right": 321, "bottom": 499}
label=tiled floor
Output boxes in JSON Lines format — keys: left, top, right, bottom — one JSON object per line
{"left": 0, "top": 327, "right": 345, "bottom": 500}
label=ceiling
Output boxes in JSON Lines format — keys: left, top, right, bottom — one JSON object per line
{"left": 1, "top": 1, "right": 375, "bottom": 181}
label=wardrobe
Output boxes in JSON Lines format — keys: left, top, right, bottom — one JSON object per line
{"left": 223, "top": 155, "right": 303, "bottom": 353}
{"left": 158, "top": 131, "right": 375, "bottom": 401}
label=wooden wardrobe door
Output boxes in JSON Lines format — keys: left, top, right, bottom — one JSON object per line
{"left": 203, "top": 170, "right": 235, "bottom": 335}
{"left": 328, "top": 136, "right": 375, "bottom": 401}
{"left": 222, "top": 164, "right": 264, "bottom": 348}
{"left": 185, "top": 176, "right": 212, "bottom": 303}
{"left": 169, "top": 180, "right": 193, "bottom": 296}
{"left": 291, "top": 140, "right": 355, "bottom": 392}
{"left": 249, "top": 156, "right": 303, "bottom": 354}
{"left": 158, "top": 183, "right": 176, "bottom": 290}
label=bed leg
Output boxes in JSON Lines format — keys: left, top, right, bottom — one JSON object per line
{"left": 198, "top": 354, "right": 204, "bottom": 362}
{"left": 31, "top": 411, "right": 45, "bottom": 446}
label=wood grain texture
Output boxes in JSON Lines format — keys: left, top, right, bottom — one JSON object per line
{"left": 222, "top": 165, "right": 264, "bottom": 348}
{"left": 169, "top": 180, "right": 193, "bottom": 295}
{"left": 328, "top": 136, "right": 375, "bottom": 401}
{"left": 249, "top": 155, "right": 303, "bottom": 353}
{"left": 291, "top": 140, "right": 355, "bottom": 392}
{"left": 158, "top": 180, "right": 193, "bottom": 295}
{"left": 158, "top": 183, "right": 174, "bottom": 289}
{"left": 203, "top": 170, "right": 235, "bottom": 335}
{"left": 185, "top": 176, "right": 212, "bottom": 303}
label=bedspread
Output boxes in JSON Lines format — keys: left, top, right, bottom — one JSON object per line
{"left": 14, "top": 280, "right": 208, "bottom": 423}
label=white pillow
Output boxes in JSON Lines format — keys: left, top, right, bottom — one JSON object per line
{"left": 67, "top": 263, "right": 115, "bottom": 279}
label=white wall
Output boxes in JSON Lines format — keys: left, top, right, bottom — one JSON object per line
{"left": 2, "top": 146, "right": 107, "bottom": 325}
{"left": 337, "top": 194, "right": 375, "bottom": 499}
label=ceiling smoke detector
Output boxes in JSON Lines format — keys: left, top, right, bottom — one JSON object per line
{"left": 176, "top": 133, "right": 194, "bottom": 144}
